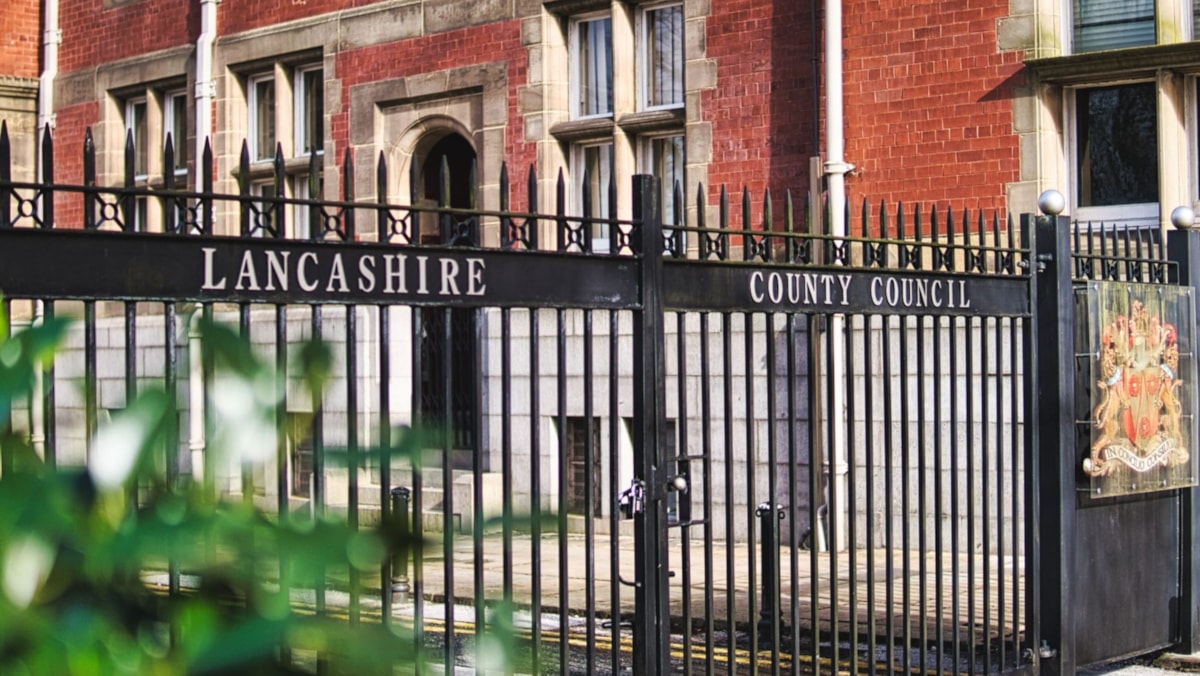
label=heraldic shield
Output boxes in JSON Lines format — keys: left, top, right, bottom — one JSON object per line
{"left": 1083, "top": 280, "right": 1197, "bottom": 496}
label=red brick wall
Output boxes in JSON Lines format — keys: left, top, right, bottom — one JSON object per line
{"left": 219, "top": 0, "right": 362, "bottom": 35}
{"left": 59, "top": 0, "right": 194, "bottom": 74}
{"left": 702, "top": 0, "right": 817, "bottom": 213}
{"left": 51, "top": 101, "right": 99, "bottom": 227}
{"left": 48, "top": 0, "right": 1025, "bottom": 223}
{"left": 840, "top": 0, "right": 1023, "bottom": 216}
{"left": 334, "top": 20, "right": 536, "bottom": 210}
{"left": 0, "top": 0, "right": 42, "bottom": 79}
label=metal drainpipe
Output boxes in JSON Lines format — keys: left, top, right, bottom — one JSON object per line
{"left": 824, "top": 0, "right": 853, "bottom": 552}
{"left": 190, "top": 0, "right": 218, "bottom": 480}
{"left": 38, "top": 0, "right": 60, "bottom": 139}
{"left": 196, "top": 0, "right": 218, "bottom": 193}
{"left": 32, "top": 0, "right": 62, "bottom": 457}
{"left": 189, "top": 308, "right": 205, "bottom": 481}
{"left": 811, "top": 0, "right": 820, "bottom": 155}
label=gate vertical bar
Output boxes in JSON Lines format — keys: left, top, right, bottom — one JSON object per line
{"left": 1168, "top": 227, "right": 1200, "bottom": 653}
{"left": 631, "top": 174, "right": 669, "bottom": 675}
{"left": 609, "top": 309, "right": 622, "bottom": 674}
{"left": 1026, "top": 211, "right": 1074, "bottom": 675}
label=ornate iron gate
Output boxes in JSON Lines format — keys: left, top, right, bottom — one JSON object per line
{"left": 1029, "top": 212, "right": 1199, "bottom": 673}
{"left": 4, "top": 122, "right": 1200, "bottom": 674}
{"left": 657, "top": 202, "right": 1034, "bottom": 674}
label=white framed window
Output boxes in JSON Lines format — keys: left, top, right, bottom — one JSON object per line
{"left": 294, "top": 66, "right": 324, "bottom": 157}
{"left": 123, "top": 97, "right": 149, "bottom": 231}
{"left": 1070, "top": 81, "right": 1160, "bottom": 226}
{"left": 572, "top": 141, "right": 614, "bottom": 252}
{"left": 641, "top": 133, "right": 685, "bottom": 226}
{"left": 250, "top": 180, "right": 278, "bottom": 238}
{"left": 240, "top": 62, "right": 325, "bottom": 239}
{"left": 125, "top": 97, "right": 149, "bottom": 179}
{"left": 162, "top": 90, "right": 189, "bottom": 229}
{"left": 571, "top": 14, "right": 613, "bottom": 119}
{"left": 1193, "top": 78, "right": 1200, "bottom": 209}
{"left": 164, "top": 90, "right": 188, "bottom": 177}
{"left": 248, "top": 73, "right": 277, "bottom": 162}
{"left": 293, "top": 174, "right": 324, "bottom": 240}
{"left": 638, "top": 3, "right": 683, "bottom": 110}
{"left": 1072, "top": 0, "right": 1155, "bottom": 53}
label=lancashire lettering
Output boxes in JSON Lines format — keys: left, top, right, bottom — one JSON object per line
{"left": 201, "top": 248, "right": 487, "bottom": 298}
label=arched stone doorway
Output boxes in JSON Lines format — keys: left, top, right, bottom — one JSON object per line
{"left": 413, "top": 130, "right": 480, "bottom": 460}
{"left": 414, "top": 131, "right": 477, "bottom": 245}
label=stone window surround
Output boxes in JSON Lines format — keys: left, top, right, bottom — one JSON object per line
{"left": 534, "top": 0, "right": 708, "bottom": 237}
{"left": 1027, "top": 43, "right": 1200, "bottom": 230}
{"left": 347, "top": 62, "right": 509, "bottom": 247}
{"left": 0, "top": 76, "right": 38, "bottom": 185}
{"left": 225, "top": 51, "right": 326, "bottom": 172}
{"left": 219, "top": 49, "right": 327, "bottom": 241}
{"left": 71, "top": 46, "right": 191, "bottom": 189}
{"left": 1008, "top": 0, "right": 1200, "bottom": 225}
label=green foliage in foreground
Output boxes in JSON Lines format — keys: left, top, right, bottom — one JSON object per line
{"left": 0, "top": 311, "right": 431, "bottom": 675}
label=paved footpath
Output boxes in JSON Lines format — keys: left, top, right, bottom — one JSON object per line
{"left": 1084, "top": 654, "right": 1200, "bottom": 675}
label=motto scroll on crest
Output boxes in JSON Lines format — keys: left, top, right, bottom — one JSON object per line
{"left": 1084, "top": 282, "right": 1196, "bottom": 496}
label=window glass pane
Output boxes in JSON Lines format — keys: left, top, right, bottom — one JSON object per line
{"left": 135, "top": 197, "right": 148, "bottom": 232}
{"left": 650, "top": 134, "right": 684, "bottom": 224}
{"left": 1074, "top": 0, "right": 1154, "bottom": 53}
{"left": 1076, "top": 83, "right": 1158, "bottom": 208}
{"left": 646, "top": 5, "right": 683, "bottom": 108}
{"left": 577, "top": 142, "right": 613, "bottom": 251}
{"left": 297, "top": 68, "right": 324, "bottom": 155}
{"left": 126, "top": 99, "right": 148, "bottom": 178}
{"left": 294, "top": 174, "right": 324, "bottom": 240}
{"left": 582, "top": 143, "right": 613, "bottom": 219}
{"left": 577, "top": 17, "right": 613, "bottom": 117}
{"left": 252, "top": 76, "right": 276, "bottom": 161}
{"left": 166, "top": 91, "right": 188, "bottom": 174}
{"left": 252, "top": 182, "right": 277, "bottom": 237}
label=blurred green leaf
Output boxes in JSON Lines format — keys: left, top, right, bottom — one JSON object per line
{"left": 0, "top": 315, "right": 470, "bottom": 675}
{"left": 297, "top": 339, "right": 332, "bottom": 401}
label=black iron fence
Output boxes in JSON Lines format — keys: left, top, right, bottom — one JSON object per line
{"left": 4, "top": 122, "right": 1200, "bottom": 674}
{"left": 659, "top": 200, "right": 1032, "bottom": 675}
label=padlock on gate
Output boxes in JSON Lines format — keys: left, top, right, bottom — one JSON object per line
{"left": 617, "top": 479, "right": 645, "bottom": 519}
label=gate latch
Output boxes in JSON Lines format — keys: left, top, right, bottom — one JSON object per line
{"left": 618, "top": 479, "right": 646, "bottom": 519}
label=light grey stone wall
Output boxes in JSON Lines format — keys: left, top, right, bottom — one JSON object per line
{"left": 0, "top": 76, "right": 38, "bottom": 222}
{"left": 847, "top": 316, "right": 1027, "bottom": 556}
{"left": 20, "top": 301, "right": 1024, "bottom": 552}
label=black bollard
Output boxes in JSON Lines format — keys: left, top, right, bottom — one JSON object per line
{"left": 390, "top": 486, "right": 411, "bottom": 603}
{"left": 757, "top": 502, "right": 785, "bottom": 646}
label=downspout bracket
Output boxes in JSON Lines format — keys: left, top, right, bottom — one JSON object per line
{"left": 824, "top": 160, "right": 856, "bottom": 176}
{"left": 195, "top": 80, "right": 216, "bottom": 99}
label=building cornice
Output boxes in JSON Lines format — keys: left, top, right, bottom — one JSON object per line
{"left": 0, "top": 77, "right": 39, "bottom": 100}
{"left": 1028, "top": 42, "right": 1200, "bottom": 85}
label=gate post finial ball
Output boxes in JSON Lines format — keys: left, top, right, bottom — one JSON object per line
{"left": 1171, "top": 206, "right": 1196, "bottom": 230}
{"left": 1038, "top": 190, "right": 1066, "bottom": 216}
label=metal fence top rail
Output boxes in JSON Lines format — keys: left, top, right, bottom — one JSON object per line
{"left": 1, "top": 124, "right": 1025, "bottom": 268}
{"left": 1069, "top": 219, "right": 1173, "bottom": 285}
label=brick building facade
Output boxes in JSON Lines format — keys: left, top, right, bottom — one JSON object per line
{"left": 0, "top": 0, "right": 1038, "bottom": 237}
{"left": 8, "top": 2, "right": 1200, "bottom": 231}
{"left": 0, "top": 0, "right": 42, "bottom": 184}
